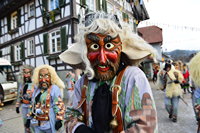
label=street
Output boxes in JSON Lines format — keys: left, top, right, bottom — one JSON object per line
{"left": 0, "top": 81, "right": 197, "bottom": 133}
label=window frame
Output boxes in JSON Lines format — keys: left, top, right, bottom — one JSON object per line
{"left": 49, "top": 30, "right": 61, "bottom": 54}
{"left": 49, "top": 0, "right": 59, "bottom": 11}
{"left": 11, "top": 11, "right": 18, "bottom": 30}
{"left": 86, "top": 0, "right": 95, "bottom": 11}
{"left": 27, "top": 38, "right": 35, "bottom": 56}
{"left": 28, "top": 2, "right": 35, "bottom": 18}
{"left": 14, "top": 44, "right": 21, "bottom": 61}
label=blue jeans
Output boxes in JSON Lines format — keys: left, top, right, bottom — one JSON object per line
{"left": 164, "top": 96, "right": 180, "bottom": 117}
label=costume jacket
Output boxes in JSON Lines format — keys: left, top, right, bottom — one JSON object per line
{"left": 158, "top": 68, "right": 184, "bottom": 98}
{"left": 30, "top": 85, "right": 65, "bottom": 133}
{"left": 16, "top": 83, "right": 34, "bottom": 118}
{"left": 71, "top": 66, "right": 157, "bottom": 133}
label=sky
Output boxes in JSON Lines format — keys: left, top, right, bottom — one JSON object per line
{"left": 138, "top": 0, "right": 200, "bottom": 52}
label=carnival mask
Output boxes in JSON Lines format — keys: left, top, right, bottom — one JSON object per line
{"left": 86, "top": 33, "right": 122, "bottom": 80}
{"left": 23, "top": 68, "right": 32, "bottom": 83}
{"left": 39, "top": 68, "right": 51, "bottom": 90}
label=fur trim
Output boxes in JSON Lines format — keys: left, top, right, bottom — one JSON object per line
{"left": 189, "top": 52, "right": 200, "bottom": 87}
{"left": 156, "top": 65, "right": 183, "bottom": 97}
{"left": 166, "top": 68, "right": 183, "bottom": 98}
{"left": 32, "top": 65, "right": 65, "bottom": 89}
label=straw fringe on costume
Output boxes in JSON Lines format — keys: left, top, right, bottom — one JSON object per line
{"left": 157, "top": 65, "right": 183, "bottom": 98}
{"left": 165, "top": 69, "right": 183, "bottom": 98}
{"left": 189, "top": 52, "right": 200, "bottom": 87}
{"left": 32, "top": 65, "right": 65, "bottom": 90}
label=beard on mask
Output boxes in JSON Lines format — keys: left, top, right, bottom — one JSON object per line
{"left": 24, "top": 77, "right": 32, "bottom": 83}
{"left": 39, "top": 81, "right": 50, "bottom": 90}
{"left": 92, "top": 58, "right": 120, "bottom": 81}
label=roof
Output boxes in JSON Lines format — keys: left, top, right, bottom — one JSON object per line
{"left": 137, "top": 26, "right": 163, "bottom": 44}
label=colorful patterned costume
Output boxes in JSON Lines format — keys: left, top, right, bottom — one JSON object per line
{"left": 16, "top": 83, "right": 34, "bottom": 132}
{"left": 72, "top": 66, "right": 157, "bottom": 132}
{"left": 27, "top": 65, "right": 65, "bottom": 133}
{"left": 16, "top": 65, "right": 35, "bottom": 133}
{"left": 30, "top": 85, "right": 64, "bottom": 133}
{"left": 60, "top": 12, "right": 158, "bottom": 133}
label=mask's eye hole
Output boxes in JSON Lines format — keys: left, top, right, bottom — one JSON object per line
{"left": 105, "top": 43, "right": 114, "bottom": 49}
{"left": 90, "top": 43, "right": 99, "bottom": 50}
{"left": 39, "top": 75, "right": 43, "bottom": 79}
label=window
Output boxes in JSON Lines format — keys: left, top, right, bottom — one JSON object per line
{"left": 49, "top": 30, "right": 61, "bottom": 53}
{"left": 11, "top": 11, "right": 17, "bottom": 29}
{"left": 86, "top": 0, "right": 95, "bottom": 11}
{"left": 29, "top": 2, "right": 35, "bottom": 18}
{"left": 15, "top": 44, "right": 21, "bottom": 61}
{"left": 49, "top": 0, "right": 59, "bottom": 11}
{"left": 107, "top": 2, "right": 113, "bottom": 13}
{"left": 27, "top": 39, "right": 34, "bottom": 56}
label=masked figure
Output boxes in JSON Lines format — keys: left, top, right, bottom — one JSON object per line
{"left": 189, "top": 52, "right": 200, "bottom": 133}
{"left": 15, "top": 65, "right": 34, "bottom": 133}
{"left": 157, "top": 63, "right": 183, "bottom": 122}
{"left": 60, "top": 12, "right": 158, "bottom": 133}
{"left": 26, "top": 65, "right": 65, "bottom": 133}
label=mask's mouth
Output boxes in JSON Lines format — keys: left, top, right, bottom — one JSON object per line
{"left": 40, "top": 81, "right": 49, "bottom": 90}
{"left": 97, "top": 65, "right": 110, "bottom": 72}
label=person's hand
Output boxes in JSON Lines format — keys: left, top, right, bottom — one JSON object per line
{"left": 25, "top": 119, "right": 30, "bottom": 128}
{"left": 16, "top": 107, "right": 20, "bottom": 113}
{"left": 174, "top": 80, "right": 179, "bottom": 84}
{"left": 55, "top": 120, "right": 62, "bottom": 131}
{"left": 67, "top": 118, "right": 78, "bottom": 133}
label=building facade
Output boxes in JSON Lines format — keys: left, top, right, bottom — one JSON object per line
{"left": 0, "top": 0, "right": 148, "bottom": 80}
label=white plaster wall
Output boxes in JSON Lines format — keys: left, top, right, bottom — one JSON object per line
{"left": 36, "top": 7, "right": 41, "bottom": 17}
{"left": 64, "top": 5, "right": 70, "bottom": 17}
{"left": 30, "top": 58, "right": 35, "bottom": 66}
{"left": 35, "top": 46, "right": 42, "bottom": 55}
{"left": 50, "top": 59, "right": 56, "bottom": 64}
{"left": 21, "top": 15, "right": 25, "bottom": 24}
{"left": 29, "top": 18, "right": 36, "bottom": 32}
{"left": 36, "top": 56, "right": 45, "bottom": 66}
{"left": 36, "top": 17, "right": 43, "bottom": 28}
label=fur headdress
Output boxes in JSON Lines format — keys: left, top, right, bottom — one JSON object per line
{"left": 59, "top": 12, "right": 157, "bottom": 79}
{"left": 189, "top": 52, "right": 200, "bottom": 86}
{"left": 32, "top": 65, "right": 65, "bottom": 89}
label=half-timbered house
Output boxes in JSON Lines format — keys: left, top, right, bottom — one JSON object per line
{"left": 0, "top": 0, "right": 149, "bottom": 81}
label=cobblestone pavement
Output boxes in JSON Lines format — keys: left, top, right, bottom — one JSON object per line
{"left": 0, "top": 82, "right": 197, "bottom": 133}
{"left": 150, "top": 81, "right": 197, "bottom": 133}
{"left": 0, "top": 101, "right": 24, "bottom": 133}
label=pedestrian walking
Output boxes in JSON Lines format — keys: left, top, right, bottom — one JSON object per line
{"left": 157, "top": 63, "right": 184, "bottom": 122}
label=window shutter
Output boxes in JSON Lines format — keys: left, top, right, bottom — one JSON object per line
{"left": 80, "top": 0, "right": 86, "bottom": 6}
{"left": 17, "top": 9, "right": 21, "bottom": 27}
{"left": 10, "top": 46, "right": 14, "bottom": 62}
{"left": 59, "top": 0, "right": 65, "bottom": 7}
{"left": 0, "top": 21, "right": 1, "bottom": 36}
{"left": 96, "top": 0, "right": 101, "bottom": 11}
{"left": 20, "top": 42, "right": 25, "bottom": 61}
{"left": 60, "top": 27, "right": 68, "bottom": 51}
{"left": 102, "top": 0, "right": 107, "bottom": 13}
{"left": 43, "top": 33, "right": 49, "bottom": 55}
{"left": 0, "top": 51, "right": 2, "bottom": 57}
{"left": 7, "top": 15, "right": 11, "bottom": 31}
{"left": 42, "top": 0, "right": 48, "bottom": 11}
